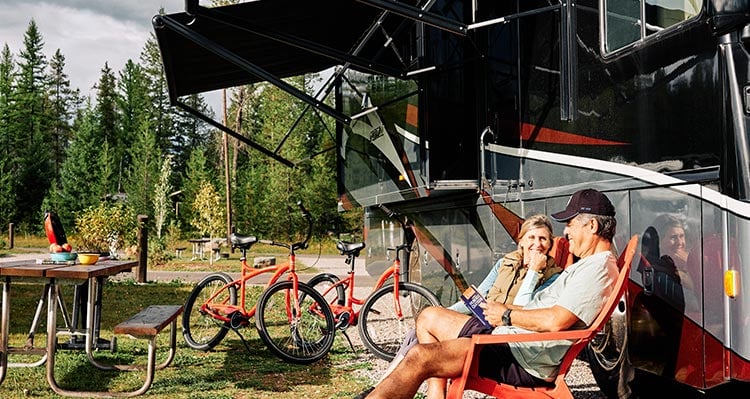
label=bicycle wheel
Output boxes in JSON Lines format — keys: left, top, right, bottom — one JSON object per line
{"left": 183, "top": 272, "right": 236, "bottom": 351}
{"left": 255, "top": 280, "right": 335, "bottom": 364}
{"left": 357, "top": 282, "right": 440, "bottom": 361}
{"left": 307, "top": 273, "right": 346, "bottom": 306}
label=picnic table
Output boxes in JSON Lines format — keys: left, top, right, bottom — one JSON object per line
{"left": 189, "top": 237, "right": 227, "bottom": 261}
{"left": 188, "top": 238, "right": 210, "bottom": 260}
{"left": 0, "top": 259, "right": 136, "bottom": 395}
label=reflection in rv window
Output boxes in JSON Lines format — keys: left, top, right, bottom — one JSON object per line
{"left": 603, "top": 0, "right": 699, "bottom": 53}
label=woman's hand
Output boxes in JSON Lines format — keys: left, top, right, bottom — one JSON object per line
{"left": 527, "top": 251, "right": 547, "bottom": 272}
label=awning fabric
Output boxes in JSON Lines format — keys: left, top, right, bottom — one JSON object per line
{"left": 153, "top": 0, "right": 405, "bottom": 102}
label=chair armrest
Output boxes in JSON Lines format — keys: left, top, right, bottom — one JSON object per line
{"left": 470, "top": 328, "right": 594, "bottom": 345}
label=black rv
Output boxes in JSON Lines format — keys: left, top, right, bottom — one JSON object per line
{"left": 155, "top": 0, "right": 750, "bottom": 395}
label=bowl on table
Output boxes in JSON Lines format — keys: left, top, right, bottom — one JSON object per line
{"left": 50, "top": 252, "right": 77, "bottom": 262}
{"left": 77, "top": 253, "right": 100, "bottom": 265}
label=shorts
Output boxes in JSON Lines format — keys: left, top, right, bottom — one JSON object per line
{"left": 457, "top": 317, "right": 553, "bottom": 388}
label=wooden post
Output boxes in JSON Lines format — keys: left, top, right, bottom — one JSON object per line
{"left": 137, "top": 215, "right": 148, "bottom": 283}
{"left": 8, "top": 223, "right": 13, "bottom": 249}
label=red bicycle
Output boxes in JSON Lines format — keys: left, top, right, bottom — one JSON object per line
{"left": 307, "top": 204, "right": 439, "bottom": 361}
{"left": 181, "top": 202, "right": 335, "bottom": 364}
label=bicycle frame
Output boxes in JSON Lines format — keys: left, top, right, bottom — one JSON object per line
{"left": 322, "top": 243, "right": 409, "bottom": 325}
{"left": 198, "top": 255, "right": 297, "bottom": 324}
{"left": 198, "top": 202, "right": 311, "bottom": 326}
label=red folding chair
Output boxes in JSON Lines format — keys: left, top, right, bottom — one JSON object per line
{"left": 446, "top": 235, "right": 638, "bottom": 399}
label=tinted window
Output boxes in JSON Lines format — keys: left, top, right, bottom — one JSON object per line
{"left": 603, "top": 0, "right": 699, "bottom": 53}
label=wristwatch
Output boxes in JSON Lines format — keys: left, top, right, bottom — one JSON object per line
{"left": 502, "top": 309, "right": 513, "bottom": 326}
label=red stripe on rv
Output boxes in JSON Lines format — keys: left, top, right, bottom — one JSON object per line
{"left": 521, "top": 123, "right": 629, "bottom": 145}
{"left": 406, "top": 104, "right": 418, "bottom": 127}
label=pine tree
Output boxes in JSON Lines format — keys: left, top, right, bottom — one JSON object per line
{"left": 0, "top": 45, "right": 16, "bottom": 224}
{"left": 153, "top": 155, "right": 173, "bottom": 239}
{"left": 45, "top": 104, "right": 106, "bottom": 228}
{"left": 94, "top": 62, "right": 120, "bottom": 195}
{"left": 181, "top": 148, "right": 214, "bottom": 234}
{"left": 12, "top": 19, "right": 54, "bottom": 229}
{"left": 0, "top": 44, "right": 14, "bottom": 153}
{"left": 172, "top": 93, "right": 213, "bottom": 176}
{"left": 124, "top": 117, "right": 159, "bottom": 217}
{"left": 140, "top": 35, "right": 172, "bottom": 151}
{"left": 117, "top": 59, "right": 149, "bottom": 184}
{"left": 47, "top": 49, "right": 81, "bottom": 181}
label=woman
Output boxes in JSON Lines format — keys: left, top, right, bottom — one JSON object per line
{"left": 652, "top": 213, "right": 697, "bottom": 294}
{"left": 450, "top": 214, "right": 562, "bottom": 311}
{"left": 653, "top": 214, "right": 689, "bottom": 269}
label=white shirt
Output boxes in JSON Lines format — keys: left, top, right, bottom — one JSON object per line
{"left": 492, "top": 251, "right": 618, "bottom": 381}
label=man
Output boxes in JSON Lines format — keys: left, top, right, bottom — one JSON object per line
{"left": 361, "top": 188, "right": 619, "bottom": 399}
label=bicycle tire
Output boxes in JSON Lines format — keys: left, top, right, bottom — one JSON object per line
{"left": 307, "top": 273, "right": 346, "bottom": 306}
{"left": 255, "top": 280, "right": 336, "bottom": 364}
{"left": 357, "top": 282, "right": 440, "bottom": 361}
{"left": 183, "top": 272, "right": 236, "bottom": 351}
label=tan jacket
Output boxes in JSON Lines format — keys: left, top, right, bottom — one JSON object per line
{"left": 486, "top": 249, "right": 562, "bottom": 304}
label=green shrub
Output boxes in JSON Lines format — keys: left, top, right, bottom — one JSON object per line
{"left": 74, "top": 202, "right": 138, "bottom": 254}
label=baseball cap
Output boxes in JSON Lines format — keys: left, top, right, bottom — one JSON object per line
{"left": 551, "top": 189, "right": 615, "bottom": 222}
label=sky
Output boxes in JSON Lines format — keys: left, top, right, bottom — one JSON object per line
{"left": 0, "top": 1, "right": 222, "bottom": 111}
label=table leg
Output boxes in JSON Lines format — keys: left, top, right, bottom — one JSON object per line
{"left": 85, "top": 276, "right": 99, "bottom": 366}
{"left": 8, "top": 285, "right": 49, "bottom": 368}
{"left": 46, "top": 278, "right": 62, "bottom": 393}
{"left": 0, "top": 277, "right": 10, "bottom": 385}
{"left": 85, "top": 277, "right": 115, "bottom": 370}
{"left": 190, "top": 242, "right": 197, "bottom": 261}
{"left": 47, "top": 278, "right": 107, "bottom": 396}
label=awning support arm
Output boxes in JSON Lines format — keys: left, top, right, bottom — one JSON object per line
{"left": 465, "top": 4, "right": 562, "bottom": 29}
{"left": 155, "top": 14, "right": 351, "bottom": 125}
{"left": 175, "top": 99, "right": 296, "bottom": 168}
{"left": 355, "top": 0, "right": 468, "bottom": 36}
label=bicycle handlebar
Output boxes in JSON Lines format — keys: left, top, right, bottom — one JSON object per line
{"left": 254, "top": 201, "right": 312, "bottom": 252}
{"left": 378, "top": 203, "right": 412, "bottom": 230}
{"left": 378, "top": 203, "right": 396, "bottom": 218}
{"left": 379, "top": 203, "right": 417, "bottom": 263}
{"left": 296, "top": 200, "right": 310, "bottom": 218}
{"left": 293, "top": 201, "right": 312, "bottom": 251}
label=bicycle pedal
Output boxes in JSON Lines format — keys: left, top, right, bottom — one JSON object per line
{"left": 335, "top": 311, "right": 352, "bottom": 330}
{"left": 229, "top": 311, "right": 250, "bottom": 329}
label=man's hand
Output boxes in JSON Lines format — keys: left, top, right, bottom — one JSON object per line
{"left": 480, "top": 301, "right": 508, "bottom": 327}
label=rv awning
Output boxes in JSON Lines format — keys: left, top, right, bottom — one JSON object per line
{"left": 153, "top": 0, "right": 413, "bottom": 102}
{"left": 152, "top": 0, "right": 469, "bottom": 166}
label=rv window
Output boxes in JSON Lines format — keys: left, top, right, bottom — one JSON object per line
{"left": 603, "top": 0, "right": 699, "bottom": 53}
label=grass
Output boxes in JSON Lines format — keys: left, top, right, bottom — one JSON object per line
{"left": 0, "top": 235, "right": 377, "bottom": 397}
{"left": 0, "top": 278, "right": 378, "bottom": 398}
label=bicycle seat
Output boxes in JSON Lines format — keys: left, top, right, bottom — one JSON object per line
{"left": 230, "top": 233, "right": 258, "bottom": 249}
{"left": 336, "top": 241, "right": 365, "bottom": 257}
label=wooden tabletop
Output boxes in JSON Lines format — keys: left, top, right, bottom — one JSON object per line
{"left": 0, "top": 263, "right": 70, "bottom": 278}
{"left": 0, "top": 260, "right": 137, "bottom": 280}
{"left": 46, "top": 260, "right": 137, "bottom": 280}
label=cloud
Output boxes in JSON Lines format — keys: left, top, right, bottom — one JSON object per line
{"left": 0, "top": 0, "right": 227, "bottom": 111}
{"left": 0, "top": 1, "right": 183, "bottom": 97}
{"left": 3, "top": 1, "right": 180, "bottom": 30}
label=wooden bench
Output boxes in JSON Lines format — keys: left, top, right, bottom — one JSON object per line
{"left": 87, "top": 305, "right": 183, "bottom": 397}
{"left": 174, "top": 247, "right": 187, "bottom": 259}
